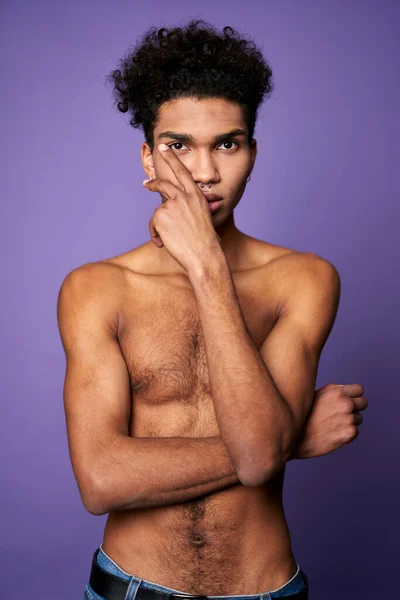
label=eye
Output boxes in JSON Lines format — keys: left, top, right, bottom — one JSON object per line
{"left": 167, "top": 140, "right": 239, "bottom": 152}
{"left": 168, "top": 142, "right": 189, "bottom": 151}
{"left": 218, "top": 140, "right": 239, "bottom": 151}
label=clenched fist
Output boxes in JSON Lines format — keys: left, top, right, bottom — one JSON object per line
{"left": 291, "top": 383, "right": 367, "bottom": 460}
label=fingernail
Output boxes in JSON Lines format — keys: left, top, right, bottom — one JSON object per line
{"left": 158, "top": 143, "right": 169, "bottom": 152}
{"left": 142, "top": 178, "right": 151, "bottom": 185}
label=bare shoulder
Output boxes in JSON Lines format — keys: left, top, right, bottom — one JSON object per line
{"left": 58, "top": 259, "right": 126, "bottom": 302}
{"left": 56, "top": 242, "right": 156, "bottom": 338}
{"left": 245, "top": 234, "right": 335, "bottom": 271}
{"left": 269, "top": 249, "right": 341, "bottom": 323}
{"left": 239, "top": 234, "right": 297, "bottom": 271}
{"left": 271, "top": 247, "right": 340, "bottom": 280}
{"left": 57, "top": 240, "right": 158, "bottom": 319}
{"left": 243, "top": 235, "right": 338, "bottom": 279}
{"left": 245, "top": 235, "right": 340, "bottom": 311}
{"left": 57, "top": 260, "right": 128, "bottom": 340}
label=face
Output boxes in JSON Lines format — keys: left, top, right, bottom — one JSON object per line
{"left": 141, "top": 97, "right": 257, "bottom": 225}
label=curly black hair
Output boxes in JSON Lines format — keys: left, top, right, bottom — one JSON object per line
{"left": 107, "top": 19, "right": 274, "bottom": 151}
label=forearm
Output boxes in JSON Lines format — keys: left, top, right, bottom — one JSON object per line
{"left": 189, "top": 256, "right": 293, "bottom": 485}
{"left": 84, "top": 435, "right": 240, "bottom": 515}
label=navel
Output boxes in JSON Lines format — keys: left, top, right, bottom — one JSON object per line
{"left": 189, "top": 531, "right": 208, "bottom": 548}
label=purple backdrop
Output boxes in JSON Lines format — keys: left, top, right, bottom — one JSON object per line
{"left": 1, "top": 1, "right": 399, "bottom": 598}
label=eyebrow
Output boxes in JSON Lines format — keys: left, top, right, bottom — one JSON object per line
{"left": 157, "top": 128, "right": 248, "bottom": 145}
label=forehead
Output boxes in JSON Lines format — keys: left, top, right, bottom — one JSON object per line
{"left": 154, "top": 97, "right": 247, "bottom": 138}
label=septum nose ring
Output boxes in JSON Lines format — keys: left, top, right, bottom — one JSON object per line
{"left": 200, "top": 183, "right": 212, "bottom": 189}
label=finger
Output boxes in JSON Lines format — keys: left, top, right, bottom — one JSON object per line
{"left": 340, "top": 383, "right": 364, "bottom": 397}
{"left": 353, "top": 412, "right": 364, "bottom": 426}
{"left": 157, "top": 143, "right": 198, "bottom": 192}
{"left": 351, "top": 396, "right": 368, "bottom": 412}
{"left": 143, "top": 177, "right": 183, "bottom": 201}
{"left": 148, "top": 215, "right": 163, "bottom": 248}
{"left": 318, "top": 383, "right": 343, "bottom": 394}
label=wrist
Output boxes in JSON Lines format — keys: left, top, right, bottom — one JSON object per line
{"left": 188, "top": 247, "right": 229, "bottom": 285}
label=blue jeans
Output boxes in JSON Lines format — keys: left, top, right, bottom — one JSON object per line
{"left": 84, "top": 545, "right": 308, "bottom": 600}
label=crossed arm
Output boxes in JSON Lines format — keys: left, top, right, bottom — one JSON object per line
{"left": 57, "top": 260, "right": 362, "bottom": 516}
{"left": 188, "top": 250, "right": 341, "bottom": 486}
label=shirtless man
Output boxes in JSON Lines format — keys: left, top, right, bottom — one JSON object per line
{"left": 57, "top": 20, "right": 367, "bottom": 600}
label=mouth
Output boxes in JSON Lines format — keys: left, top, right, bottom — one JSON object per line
{"left": 201, "top": 192, "right": 223, "bottom": 203}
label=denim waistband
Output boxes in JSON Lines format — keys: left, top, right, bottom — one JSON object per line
{"left": 90, "top": 544, "right": 307, "bottom": 600}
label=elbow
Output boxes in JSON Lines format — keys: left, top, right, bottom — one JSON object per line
{"left": 237, "top": 453, "right": 287, "bottom": 487}
{"left": 236, "top": 412, "right": 295, "bottom": 487}
{"left": 79, "top": 470, "right": 112, "bottom": 516}
{"left": 238, "top": 468, "right": 267, "bottom": 487}
{"left": 238, "top": 465, "right": 272, "bottom": 487}
{"left": 83, "top": 496, "right": 108, "bottom": 516}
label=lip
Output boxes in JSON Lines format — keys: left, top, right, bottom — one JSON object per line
{"left": 202, "top": 192, "right": 223, "bottom": 202}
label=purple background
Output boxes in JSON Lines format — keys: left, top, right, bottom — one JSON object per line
{"left": 1, "top": 1, "right": 399, "bottom": 598}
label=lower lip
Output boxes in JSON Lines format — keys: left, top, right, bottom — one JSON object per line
{"left": 207, "top": 200, "right": 223, "bottom": 213}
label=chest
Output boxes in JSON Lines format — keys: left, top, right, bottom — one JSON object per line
{"left": 118, "top": 274, "right": 277, "bottom": 411}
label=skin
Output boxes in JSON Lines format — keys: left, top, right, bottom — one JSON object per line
{"left": 57, "top": 97, "right": 367, "bottom": 595}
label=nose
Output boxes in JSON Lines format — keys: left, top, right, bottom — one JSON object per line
{"left": 189, "top": 149, "right": 219, "bottom": 186}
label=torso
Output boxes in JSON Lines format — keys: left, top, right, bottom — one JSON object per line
{"left": 98, "top": 234, "right": 303, "bottom": 595}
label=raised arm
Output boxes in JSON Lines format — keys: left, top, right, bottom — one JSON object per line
{"left": 57, "top": 263, "right": 239, "bottom": 515}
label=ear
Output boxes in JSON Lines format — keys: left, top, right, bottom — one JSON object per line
{"left": 249, "top": 138, "right": 257, "bottom": 176}
{"left": 141, "top": 142, "right": 155, "bottom": 179}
